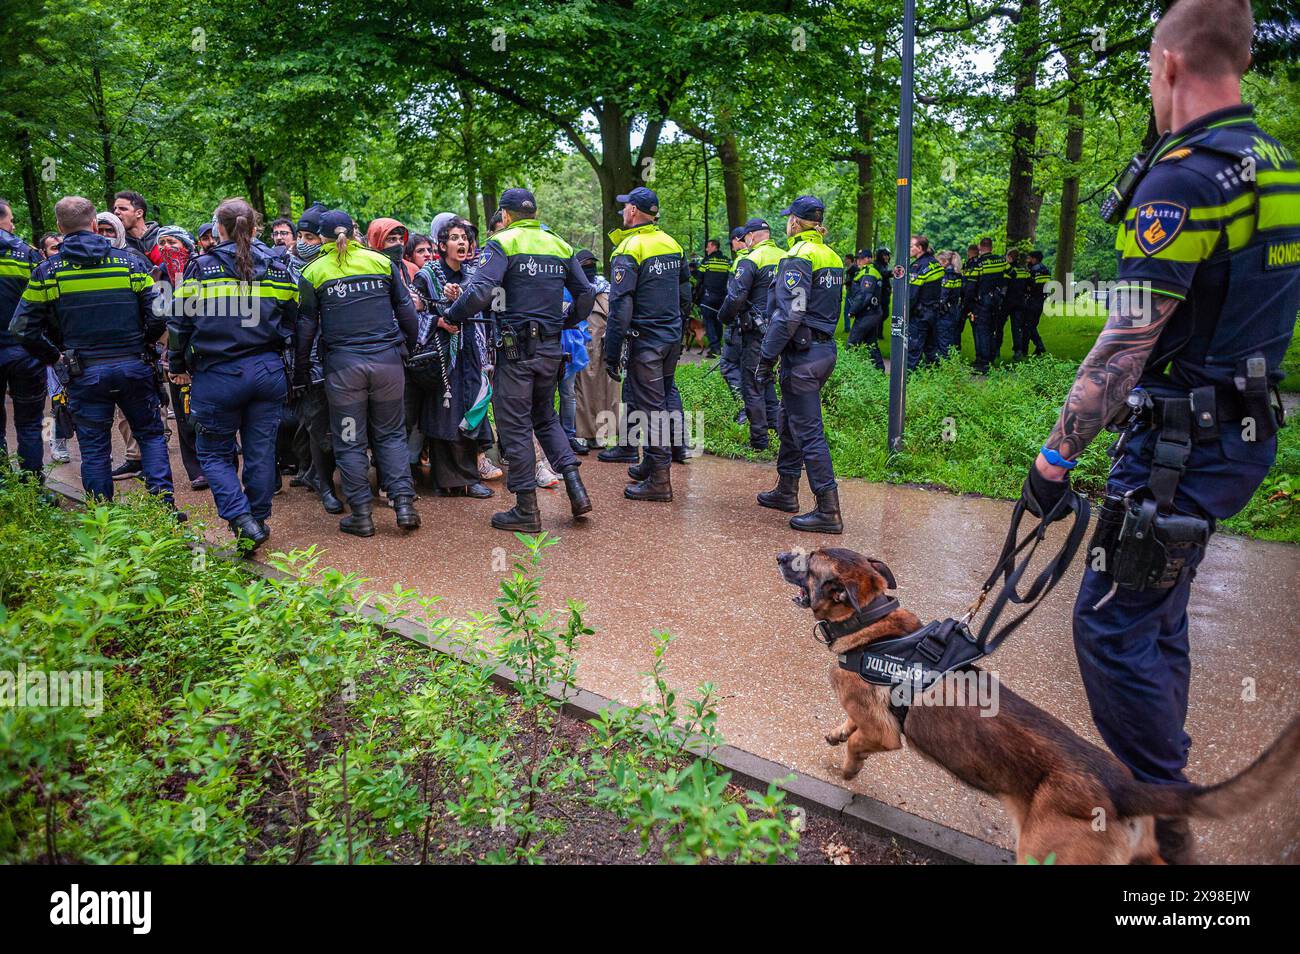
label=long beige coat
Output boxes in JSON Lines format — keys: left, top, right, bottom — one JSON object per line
{"left": 573, "top": 290, "right": 621, "bottom": 442}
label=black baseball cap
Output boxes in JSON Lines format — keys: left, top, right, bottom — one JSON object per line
{"left": 778, "top": 195, "right": 824, "bottom": 222}
{"left": 297, "top": 201, "right": 328, "bottom": 235}
{"left": 615, "top": 187, "right": 659, "bottom": 215}
{"left": 730, "top": 226, "right": 746, "bottom": 242}
{"left": 197, "top": 222, "right": 214, "bottom": 239}
{"left": 741, "top": 217, "right": 771, "bottom": 236}
{"left": 498, "top": 188, "right": 537, "bottom": 213}
{"left": 855, "top": 247, "right": 872, "bottom": 259}
{"left": 319, "top": 210, "right": 355, "bottom": 239}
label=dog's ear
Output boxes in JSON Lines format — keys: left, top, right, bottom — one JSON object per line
{"left": 812, "top": 576, "right": 857, "bottom": 611}
{"left": 867, "top": 559, "right": 896, "bottom": 591}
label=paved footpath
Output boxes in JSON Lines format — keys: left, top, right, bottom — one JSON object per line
{"left": 44, "top": 436, "right": 1300, "bottom": 863}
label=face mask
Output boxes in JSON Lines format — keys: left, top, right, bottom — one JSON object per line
{"left": 297, "top": 240, "right": 322, "bottom": 261}
{"left": 383, "top": 244, "right": 404, "bottom": 265}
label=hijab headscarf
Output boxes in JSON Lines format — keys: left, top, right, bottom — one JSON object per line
{"left": 95, "top": 212, "right": 126, "bottom": 249}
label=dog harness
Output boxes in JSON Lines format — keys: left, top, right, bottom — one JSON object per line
{"left": 831, "top": 491, "right": 1091, "bottom": 727}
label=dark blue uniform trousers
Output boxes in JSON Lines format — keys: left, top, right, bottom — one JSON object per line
{"left": 935, "top": 303, "right": 964, "bottom": 359}
{"left": 1073, "top": 426, "right": 1270, "bottom": 785}
{"left": 626, "top": 336, "right": 683, "bottom": 470}
{"left": 971, "top": 298, "right": 998, "bottom": 372}
{"left": 740, "top": 328, "right": 780, "bottom": 445}
{"left": 493, "top": 336, "right": 577, "bottom": 493}
{"left": 905, "top": 302, "right": 941, "bottom": 371}
{"left": 190, "top": 352, "right": 287, "bottom": 522}
{"left": 324, "top": 346, "right": 414, "bottom": 507}
{"left": 0, "top": 344, "right": 47, "bottom": 475}
{"left": 699, "top": 299, "right": 723, "bottom": 354}
{"left": 66, "top": 358, "right": 173, "bottom": 501}
{"left": 776, "top": 339, "right": 837, "bottom": 494}
{"left": 719, "top": 322, "right": 744, "bottom": 396}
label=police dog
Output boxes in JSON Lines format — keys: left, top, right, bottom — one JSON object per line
{"left": 778, "top": 547, "right": 1300, "bottom": 864}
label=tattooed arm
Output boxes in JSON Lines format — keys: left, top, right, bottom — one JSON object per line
{"left": 1035, "top": 290, "right": 1181, "bottom": 479}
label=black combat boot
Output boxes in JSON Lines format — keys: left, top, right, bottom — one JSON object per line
{"left": 757, "top": 473, "right": 800, "bottom": 513}
{"left": 790, "top": 486, "right": 843, "bottom": 534}
{"left": 340, "top": 501, "right": 375, "bottom": 538}
{"left": 229, "top": 512, "right": 270, "bottom": 552}
{"left": 561, "top": 465, "right": 592, "bottom": 516}
{"left": 597, "top": 444, "right": 639, "bottom": 463}
{"left": 393, "top": 494, "right": 421, "bottom": 530}
{"left": 625, "top": 467, "right": 672, "bottom": 502}
{"left": 491, "top": 490, "right": 542, "bottom": 533}
{"left": 627, "top": 455, "right": 652, "bottom": 481}
{"left": 319, "top": 478, "right": 344, "bottom": 515}
{"left": 1154, "top": 818, "right": 1197, "bottom": 864}
{"left": 671, "top": 445, "right": 689, "bottom": 464}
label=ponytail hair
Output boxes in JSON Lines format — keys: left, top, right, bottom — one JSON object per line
{"left": 334, "top": 226, "right": 350, "bottom": 265}
{"left": 214, "top": 197, "right": 260, "bottom": 282}
{"left": 790, "top": 215, "right": 827, "bottom": 237}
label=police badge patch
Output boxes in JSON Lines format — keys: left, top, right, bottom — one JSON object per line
{"left": 1134, "top": 201, "right": 1187, "bottom": 256}
{"left": 783, "top": 269, "right": 802, "bottom": 288}
{"left": 475, "top": 250, "right": 490, "bottom": 267}
{"left": 613, "top": 266, "right": 626, "bottom": 284}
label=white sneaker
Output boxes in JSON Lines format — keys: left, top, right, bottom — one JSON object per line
{"left": 478, "top": 453, "right": 503, "bottom": 481}
{"left": 50, "top": 438, "right": 70, "bottom": 464}
{"left": 535, "top": 459, "right": 560, "bottom": 488}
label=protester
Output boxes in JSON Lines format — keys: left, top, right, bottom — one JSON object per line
{"left": 571, "top": 248, "right": 619, "bottom": 451}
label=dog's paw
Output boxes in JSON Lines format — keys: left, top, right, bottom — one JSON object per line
{"left": 825, "top": 732, "right": 845, "bottom": 747}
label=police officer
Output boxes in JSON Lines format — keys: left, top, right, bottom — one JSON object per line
{"left": 969, "top": 236, "right": 1005, "bottom": 374}
{"left": 693, "top": 237, "right": 729, "bottom": 356}
{"left": 755, "top": 195, "right": 843, "bottom": 534}
{"left": 296, "top": 210, "right": 421, "bottom": 537}
{"left": 603, "top": 186, "right": 690, "bottom": 502}
{"left": 905, "top": 235, "right": 943, "bottom": 370}
{"left": 845, "top": 247, "right": 886, "bottom": 369}
{"left": 937, "top": 251, "right": 965, "bottom": 357}
{"left": 1023, "top": 0, "right": 1299, "bottom": 862}
{"left": 10, "top": 195, "right": 177, "bottom": 508}
{"left": 718, "top": 225, "right": 748, "bottom": 403}
{"left": 443, "top": 188, "right": 594, "bottom": 530}
{"left": 718, "top": 217, "right": 782, "bottom": 450}
{"left": 0, "top": 199, "right": 45, "bottom": 478}
{"left": 169, "top": 197, "right": 295, "bottom": 549}
{"left": 285, "top": 202, "right": 341, "bottom": 513}
{"left": 1023, "top": 250, "right": 1050, "bottom": 356}
{"left": 873, "top": 247, "right": 892, "bottom": 322}
{"left": 1002, "top": 249, "right": 1032, "bottom": 359}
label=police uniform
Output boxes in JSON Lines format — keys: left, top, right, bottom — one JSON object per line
{"left": 846, "top": 253, "right": 887, "bottom": 370}
{"left": 756, "top": 196, "right": 844, "bottom": 533}
{"left": 694, "top": 247, "right": 730, "bottom": 355}
{"left": 604, "top": 197, "right": 691, "bottom": 501}
{"left": 1023, "top": 258, "right": 1050, "bottom": 355}
{"left": 0, "top": 228, "right": 45, "bottom": 475}
{"left": 296, "top": 211, "right": 421, "bottom": 536}
{"left": 444, "top": 190, "right": 594, "bottom": 528}
{"left": 717, "top": 227, "right": 749, "bottom": 400}
{"left": 718, "top": 220, "right": 782, "bottom": 450}
{"left": 906, "top": 248, "right": 943, "bottom": 369}
{"left": 10, "top": 229, "right": 174, "bottom": 502}
{"left": 1003, "top": 257, "right": 1032, "bottom": 358}
{"left": 1072, "top": 104, "right": 1300, "bottom": 794}
{"left": 969, "top": 249, "right": 1006, "bottom": 373}
{"left": 937, "top": 264, "right": 965, "bottom": 357}
{"left": 169, "top": 238, "right": 296, "bottom": 544}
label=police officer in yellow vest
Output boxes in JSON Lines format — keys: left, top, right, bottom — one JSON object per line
{"left": 603, "top": 187, "right": 692, "bottom": 502}
{"left": 1024, "top": 0, "right": 1300, "bottom": 862}
{"left": 443, "top": 188, "right": 595, "bottom": 531}
{"left": 755, "top": 195, "right": 844, "bottom": 533}
{"left": 718, "top": 216, "right": 782, "bottom": 450}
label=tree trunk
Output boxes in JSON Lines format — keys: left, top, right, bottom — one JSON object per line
{"left": 596, "top": 100, "right": 637, "bottom": 266}
{"left": 16, "top": 123, "right": 45, "bottom": 240}
{"left": 243, "top": 157, "right": 267, "bottom": 220}
{"left": 91, "top": 65, "right": 117, "bottom": 210}
{"left": 1004, "top": 0, "right": 1042, "bottom": 247}
{"left": 717, "top": 132, "right": 747, "bottom": 230}
{"left": 854, "top": 105, "right": 875, "bottom": 252}
{"left": 1055, "top": 49, "right": 1085, "bottom": 284}
{"left": 480, "top": 171, "right": 498, "bottom": 229}
{"left": 274, "top": 185, "right": 292, "bottom": 219}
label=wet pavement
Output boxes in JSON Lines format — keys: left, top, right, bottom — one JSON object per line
{"left": 33, "top": 426, "right": 1300, "bottom": 863}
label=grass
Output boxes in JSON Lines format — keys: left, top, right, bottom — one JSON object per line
{"left": 677, "top": 346, "right": 1300, "bottom": 544}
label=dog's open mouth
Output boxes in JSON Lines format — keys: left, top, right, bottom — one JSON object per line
{"left": 791, "top": 586, "right": 811, "bottom": 608}
{"left": 776, "top": 551, "right": 812, "bottom": 608}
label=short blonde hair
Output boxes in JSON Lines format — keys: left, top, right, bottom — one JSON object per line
{"left": 55, "top": 196, "right": 96, "bottom": 233}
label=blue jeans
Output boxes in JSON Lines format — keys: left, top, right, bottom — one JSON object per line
{"left": 190, "top": 352, "right": 288, "bottom": 522}
{"left": 0, "top": 344, "right": 47, "bottom": 475}
{"left": 66, "top": 358, "right": 173, "bottom": 501}
{"left": 558, "top": 371, "right": 577, "bottom": 441}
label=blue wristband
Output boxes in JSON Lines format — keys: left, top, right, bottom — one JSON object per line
{"left": 1040, "top": 446, "right": 1077, "bottom": 471}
